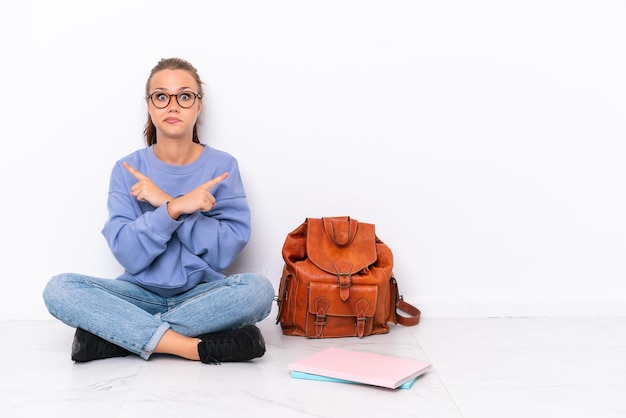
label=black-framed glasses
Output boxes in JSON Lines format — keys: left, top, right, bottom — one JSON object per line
{"left": 147, "top": 91, "right": 202, "bottom": 109}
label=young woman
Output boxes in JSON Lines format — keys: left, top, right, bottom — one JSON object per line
{"left": 43, "top": 58, "right": 275, "bottom": 364}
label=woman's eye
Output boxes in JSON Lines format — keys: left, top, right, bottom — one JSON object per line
{"left": 155, "top": 93, "right": 168, "bottom": 101}
{"left": 179, "top": 93, "right": 192, "bottom": 101}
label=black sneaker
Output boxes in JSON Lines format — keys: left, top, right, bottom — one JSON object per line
{"left": 197, "top": 325, "right": 266, "bottom": 364}
{"left": 71, "top": 328, "right": 133, "bottom": 362}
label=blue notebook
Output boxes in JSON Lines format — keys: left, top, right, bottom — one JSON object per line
{"left": 290, "top": 370, "right": 419, "bottom": 389}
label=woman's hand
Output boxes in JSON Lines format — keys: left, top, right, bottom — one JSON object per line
{"left": 166, "top": 172, "right": 229, "bottom": 219}
{"left": 123, "top": 162, "right": 172, "bottom": 208}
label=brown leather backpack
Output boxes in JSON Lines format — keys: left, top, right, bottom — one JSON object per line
{"left": 276, "top": 216, "right": 421, "bottom": 338}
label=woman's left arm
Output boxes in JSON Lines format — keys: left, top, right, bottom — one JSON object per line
{"left": 174, "top": 166, "right": 252, "bottom": 271}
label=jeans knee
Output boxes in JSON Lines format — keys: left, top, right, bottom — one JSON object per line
{"left": 251, "top": 274, "right": 275, "bottom": 317}
{"left": 260, "top": 276, "right": 276, "bottom": 304}
{"left": 229, "top": 273, "right": 275, "bottom": 313}
{"left": 43, "top": 274, "right": 61, "bottom": 304}
{"left": 42, "top": 273, "right": 85, "bottom": 310}
{"left": 247, "top": 273, "right": 275, "bottom": 303}
{"left": 43, "top": 274, "right": 65, "bottom": 309}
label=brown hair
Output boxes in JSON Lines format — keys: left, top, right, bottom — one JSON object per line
{"left": 143, "top": 58, "right": 204, "bottom": 146}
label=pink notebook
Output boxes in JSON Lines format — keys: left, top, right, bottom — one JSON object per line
{"left": 288, "top": 347, "right": 432, "bottom": 389}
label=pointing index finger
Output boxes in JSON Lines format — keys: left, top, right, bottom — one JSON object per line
{"left": 123, "top": 162, "right": 147, "bottom": 180}
{"left": 202, "top": 172, "right": 229, "bottom": 191}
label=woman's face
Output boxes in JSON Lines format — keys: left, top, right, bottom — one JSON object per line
{"left": 147, "top": 69, "right": 202, "bottom": 142}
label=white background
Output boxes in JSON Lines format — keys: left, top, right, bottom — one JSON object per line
{"left": 1, "top": 0, "right": 624, "bottom": 320}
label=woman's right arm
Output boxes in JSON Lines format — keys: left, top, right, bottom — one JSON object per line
{"left": 101, "top": 162, "right": 181, "bottom": 274}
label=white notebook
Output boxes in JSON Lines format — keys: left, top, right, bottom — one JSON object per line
{"left": 288, "top": 347, "right": 432, "bottom": 389}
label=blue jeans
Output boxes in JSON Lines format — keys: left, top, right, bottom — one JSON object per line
{"left": 42, "top": 272, "right": 275, "bottom": 360}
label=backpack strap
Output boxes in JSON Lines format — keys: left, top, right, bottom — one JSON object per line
{"left": 396, "top": 297, "right": 421, "bottom": 326}
{"left": 391, "top": 277, "right": 421, "bottom": 326}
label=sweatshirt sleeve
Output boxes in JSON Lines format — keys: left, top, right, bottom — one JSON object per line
{"left": 101, "top": 161, "right": 182, "bottom": 274}
{"left": 174, "top": 159, "right": 251, "bottom": 272}
{"left": 101, "top": 150, "right": 252, "bottom": 278}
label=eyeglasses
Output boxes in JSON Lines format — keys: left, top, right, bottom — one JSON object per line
{"left": 147, "top": 91, "right": 202, "bottom": 109}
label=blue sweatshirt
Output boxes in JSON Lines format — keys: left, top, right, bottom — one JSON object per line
{"left": 101, "top": 144, "right": 251, "bottom": 297}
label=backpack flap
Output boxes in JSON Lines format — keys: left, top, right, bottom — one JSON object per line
{"left": 306, "top": 216, "right": 377, "bottom": 279}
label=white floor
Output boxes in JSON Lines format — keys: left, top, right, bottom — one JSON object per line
{"left": 1, "top": 312, "right": 625, "bottom": 418}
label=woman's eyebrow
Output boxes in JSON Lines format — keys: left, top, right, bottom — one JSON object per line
{"left": 151, "top": 86, "right": 195, "bottom": 92}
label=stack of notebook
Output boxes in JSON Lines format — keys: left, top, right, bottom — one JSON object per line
{"left": 288, "top": 347, "right": 432, "bottom": 389}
